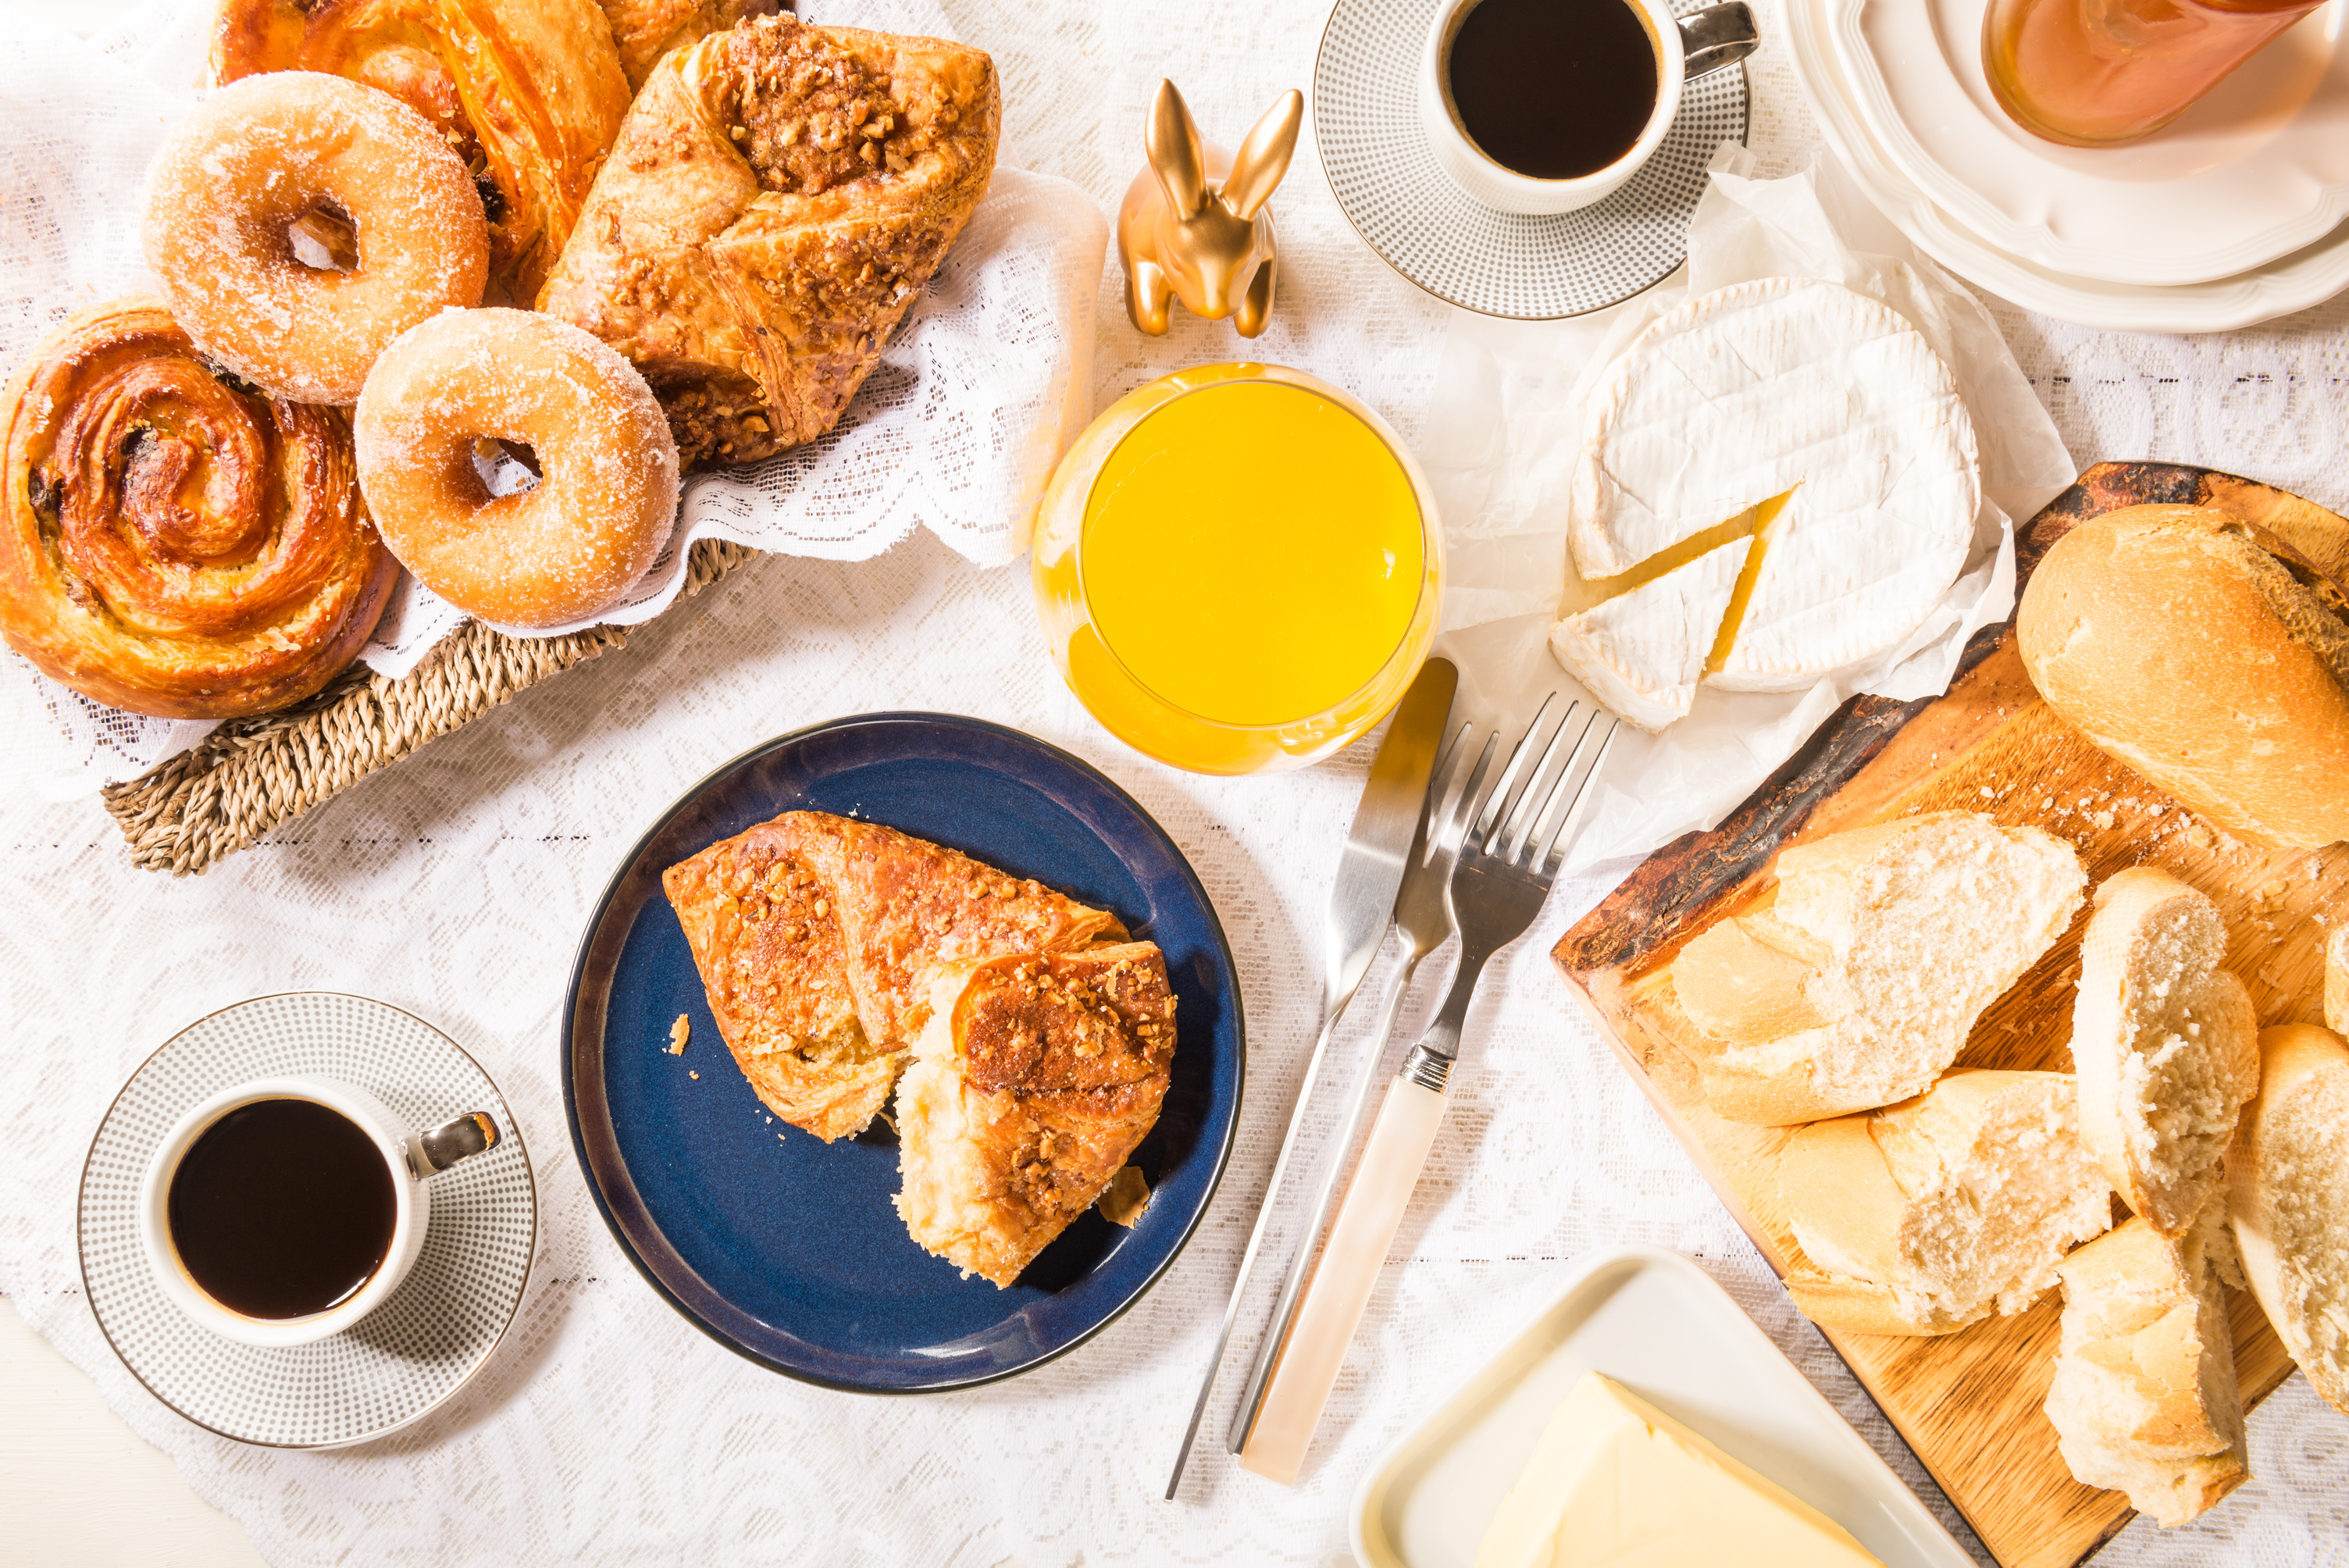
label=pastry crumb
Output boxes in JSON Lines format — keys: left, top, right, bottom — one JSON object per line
{"left": 690, "top": 1070, "right": 700, "bottom": 1080}
{"left": 668, "top": 1014, "right": 690, "bottom": 1055}
{"left": 1097, "top": 1165, "right": 1152, "bottom": 1228}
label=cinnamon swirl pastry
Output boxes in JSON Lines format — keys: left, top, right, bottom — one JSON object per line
{"left": 213, "top": 0, "right": 632, "bottom": 305}
{"left": 537, "top": 13, "right": 1000, "bottom": 468}
{"left": 0, "top": 299, "right": 397, "bottom": 718}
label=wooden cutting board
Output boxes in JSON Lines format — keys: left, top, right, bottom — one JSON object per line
{"left": 1549, "top": 463, "right": 2348, "bottom": 1568}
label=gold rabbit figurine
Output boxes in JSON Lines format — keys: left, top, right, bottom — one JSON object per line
{"left": 1117, "top": 80, "right": 1303, "bottom": 338}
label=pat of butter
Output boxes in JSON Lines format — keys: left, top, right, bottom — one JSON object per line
{"left": 1477, "top": 1373, "right": 1884, "bottom": 1568}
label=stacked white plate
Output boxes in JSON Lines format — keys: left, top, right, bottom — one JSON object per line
{"left": 1788, "top": 0, "right": 2349, "bottom": 330}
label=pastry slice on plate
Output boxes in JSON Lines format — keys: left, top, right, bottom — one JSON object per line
{"left": 662, "top": 820, "right": 891, "bottom": 1141}
{"left": 896, "top": 945, "right": 1177, "bottom": 1287}
{"left": 775, "top": 811, "right": 1128, "bottom": 1050}
{"left": 665, "top": 810, "right": 1125, "bottom": 1141}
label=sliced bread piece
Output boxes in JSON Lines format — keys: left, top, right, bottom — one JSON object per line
{"left": 2226, "top": 1023, "right": 2349, "bottom": 1415}
{"left": 2044, "top": 1213, "right": 2249, "bottom": 1527}
{"left": 2326, "top": 923, "right": 2346, "bottom": 1035}
{"left": 2071, "top": 868, "right": 2260, "bottom": 1236}
{"left": 1668, "top": 811, "right": 2087, "bottom": 1124}
{"left": 1778, "top": 1068, "right": 2112, "bottom": 1335}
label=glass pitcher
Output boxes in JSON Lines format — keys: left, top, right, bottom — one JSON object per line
{"left": 1984, "top": 0, "right": 2329, "bottom": 146}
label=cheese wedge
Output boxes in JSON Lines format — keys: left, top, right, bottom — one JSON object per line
{"left": 1549, "top": 536, "right": 1752, "bottom": 731}
{"left": 1559, "top": 277, "right": 1979, "bottom": 708}
{"left": 1478, "top": 1372, "right": 1884, "bottom": 1568}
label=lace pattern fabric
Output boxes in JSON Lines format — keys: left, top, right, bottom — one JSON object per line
{"left": 1, "top": 0, "right": 2345, "bottom": 1563}
{"left": 0, "top": 0, "right": 1107, "bottom": 788}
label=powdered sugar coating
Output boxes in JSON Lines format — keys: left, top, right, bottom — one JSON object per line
{"left": 142, "top": 73, "right": 488, "bottom": 405}
{"left": 353, "top": 308, "right": 680, "bottom": 629}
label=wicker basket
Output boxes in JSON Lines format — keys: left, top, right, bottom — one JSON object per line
{"left": 101, "top": 539, "right": 757, "bottom": 875}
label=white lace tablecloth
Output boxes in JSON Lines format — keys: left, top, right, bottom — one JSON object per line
{"left": 2, "top": 0, "right": 2347, "bottom": 1563}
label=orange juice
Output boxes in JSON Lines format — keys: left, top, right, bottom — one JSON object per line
{"left": 1032, "top": 364, "right": 1441, "bottom": 775}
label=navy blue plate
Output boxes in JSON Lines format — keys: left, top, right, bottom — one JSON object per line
{"left": 563, "top": 714, "right": 1244, "bottom": 1393}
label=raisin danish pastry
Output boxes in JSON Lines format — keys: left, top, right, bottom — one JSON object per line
{"left": 0, "top": 298, "right": 396, "bottom": 718}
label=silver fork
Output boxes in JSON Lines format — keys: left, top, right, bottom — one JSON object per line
{"left": 1232, "top": 693, "right": 1620, "bottom": 1484}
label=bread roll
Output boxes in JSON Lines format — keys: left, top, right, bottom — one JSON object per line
{"left": 1668, "top": 811, "right": 2085, "bottom": 1124}
{"left": 1777, "top": 1069, "right": 2112, "bottom": 1335}
{"left": 2044, "top": 1214, "right": 2249, "bottom": 1527}
{"left": 2018, "top": 505, "right": 2349, "bottom": 850}
{"left": 2070, "top": 868, "right": 2259, "bottom": 1236}
{"left": 2226, "top": 1023, "right": 2349, "bottom": 1415}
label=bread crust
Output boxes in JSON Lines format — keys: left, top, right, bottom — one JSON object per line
{"left": 1777, "top": 1069, "right": 2110, "bottom": 1335}
{"left": 2226, "top": 1024, "right": 2349, "bottom": 1414}
{"left": 2018, "top": 504, "right": 2349, "bottom": 850}
{"left": 2044, "top": 1217, "right": 2249, "bottom": 1527}
{"left": 2069, "top": 867, "right": 2259, "bottom": 1236}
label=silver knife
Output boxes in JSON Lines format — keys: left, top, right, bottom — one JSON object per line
{"left": 1224, "top": 710, "right": 1471, "bottom": 1456}
{"left": 1163, "top": 656, "right": 1459, "bottom": 1499}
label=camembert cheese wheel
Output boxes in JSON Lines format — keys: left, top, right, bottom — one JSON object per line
{"left": 1550, "top": 277, "right": 1980, "bottom": 729}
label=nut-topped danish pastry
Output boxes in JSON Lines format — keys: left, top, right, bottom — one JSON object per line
{"left": 0, "top": 298, "right": 397, "bottom": 718}
{"left": 538, "top": 13, "right": 1000, "bottom": 467}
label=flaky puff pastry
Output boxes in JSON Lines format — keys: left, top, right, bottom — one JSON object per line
{"left": 213, "top": 0, "right": 631, "bottom": 305}
{"left": 661, "top": 810, "right": 1128, "bottom": 1142}
{"left": 0, "top": 298, "right": 397, "bottom": 718}
{"left": 593, "top": 0, "right": 775, "bottom": 89}
{"left": 538, "top": 13, "right": 999, "bottom": 468}
{"left": 897, "top": 946, "right": 1177, "bottom": 1287}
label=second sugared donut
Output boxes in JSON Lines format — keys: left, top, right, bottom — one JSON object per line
{"left": 354, "top": 309, "right": 680, "bottom": 629}
{"left": 143, "top": 73, "right": 488, "bottom": 405}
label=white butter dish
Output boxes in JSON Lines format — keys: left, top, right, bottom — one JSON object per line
{"left": 1349, "top": 1244, "right": 1977, "bottom": 1568}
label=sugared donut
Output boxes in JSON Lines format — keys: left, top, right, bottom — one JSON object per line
{"left": 354, "top": 309, "right": 680, "bottom": 630}
{"left": 142, "top": 73, "right": 488, "bottom": 405}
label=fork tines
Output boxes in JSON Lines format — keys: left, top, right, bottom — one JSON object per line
{"left": 1433, "top": 694, "right": 1620, "bottom": 877}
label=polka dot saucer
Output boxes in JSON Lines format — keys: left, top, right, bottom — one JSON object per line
{"left": 1313, "top": 0, "right": 1749, "bottom": 318}
{"left": 77, "top": 992, "right": 536, "bottom": 1448}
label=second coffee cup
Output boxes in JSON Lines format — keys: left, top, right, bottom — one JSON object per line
{"left": 1420, "top": 0, "right": 1758, "bottom": 215}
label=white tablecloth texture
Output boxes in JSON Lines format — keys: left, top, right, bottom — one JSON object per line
{"left": 5, "top": 0, "right": 2349, "bottom": 1563}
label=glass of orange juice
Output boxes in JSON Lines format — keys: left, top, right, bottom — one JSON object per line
{"left": 1032, "top": 362, "right": 1443, "bottom": 775}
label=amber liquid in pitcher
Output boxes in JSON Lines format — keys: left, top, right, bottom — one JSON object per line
{"left": 1984, "top": 0, "right": 2325, "bottom": 146}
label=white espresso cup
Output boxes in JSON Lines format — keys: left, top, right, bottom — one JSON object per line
{"left": 138, "top": 1076, "right": 499, "bottom": 1348}
{"left": 1420, "top": 0, "right": 1759, "bottom": 215}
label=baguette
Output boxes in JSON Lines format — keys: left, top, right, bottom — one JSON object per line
{"left": 2044, "top": 1213, "right": 2249, "bottom": 1527}
{"left": 1778, "top": 1069, "right": 2112, "bottom": 1335}
{"left": 2226, "top": 1024, "right": 2349, "bottom": 1416}
{"left": 2017, "top": 504, "right": 2349, "bottom": 850}
{"left": 2069, "top": 868, "right": 2259, "bottom": 1236}
{"left": 1669, "top": 811, "right": 2085, "bottom": 1124}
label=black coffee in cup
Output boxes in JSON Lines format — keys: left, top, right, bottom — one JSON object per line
{"left": 166, "top": 1096, "right": 397, "bottom": 1320}
{"left": 1445, "top": 0, "right": 1661, "bottom": 180}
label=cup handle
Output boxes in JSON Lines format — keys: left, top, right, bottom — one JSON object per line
{"left": 414, "top": 1112, "right": 501, "bottom": 1176}
{"left": 1679, "top": 1, "right": 1759, "bottom": 79}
